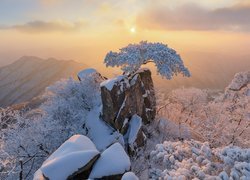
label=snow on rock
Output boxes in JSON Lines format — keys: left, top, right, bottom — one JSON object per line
{"left": 78, "top": 68, "right": 97, "bottom": 79}
{"left": 101, "top": 68, "right": 156, "bottom": 132}
{"left": 124, "top": 114, "right": 145, "bottom": 153}
{"left": 149, "top": 140, "right": 250, "bottom": 179}
{"left": 227, "top": 71, "right": 250, "bottom": 91}
{"left": 33, "top": 169, "right": 45, "bottom": 180}
{"left": 34, "top": 135, "right": 100, "bottom": 180}
{"left": 127, "top": 115, "right": 142, "bottom": 145}
{"left": 122, "top": 172, "right": 139, "bottom": 180}
{"left": 77, "top": 68, "right": 106, "bottom": 82}
{"left": 86, "top": 107, "right": 124, "bottom": 151}
{"left": 100, "top": 75, "right": 127, "bottom": 91}
{"left": 89, "top": 142, "right": 131, "bottom": 179}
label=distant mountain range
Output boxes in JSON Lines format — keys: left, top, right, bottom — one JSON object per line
{"left": 0, "top": 56, "right": 87, "bottom": 107}
{"left": 1, "top": 53, "right": 250, "bottom": 108}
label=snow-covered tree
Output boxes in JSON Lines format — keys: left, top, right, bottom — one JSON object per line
{"left": 0, "top": 74, "right": 102, "bottom": 180}
{"left": 156, "top": 86, "right": 250, "bottom": 148}
{"left": 104, "top": 41, "right": 190, "bottom": 79}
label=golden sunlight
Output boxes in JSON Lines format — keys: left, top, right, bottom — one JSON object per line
{"left": 130, "top": 27, "right": 136, "bottom": 33}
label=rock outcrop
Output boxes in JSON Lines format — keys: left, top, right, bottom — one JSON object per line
{"left": 224, "top": 71, "right": 250, "bottom": 100}
{"left": 77, "top": 68, "right": 107, "bottom": 83}
{"left": 34, "top": 136, "right": 136, "bottom": 180}
{"left": 34, "top": 69, "right": 156, "bottom": 179}
{"left": 227, "top": 71, "right": 250, "bottom": 91}
{"left": 34, "top": 135, "right": 100, "bottom": 180}
{"left": 100, "top": 68, "right": 156, "bottom": 154}
{"left": 89, "top": 142, "right": 131, "bottom": 179}
{"left": 100, "top": 68, "right": 156, "bottom": 133}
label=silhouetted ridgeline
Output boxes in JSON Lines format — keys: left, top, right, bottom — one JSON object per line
{"left": 0, "top": 56, "right": 87, "bottom": 107}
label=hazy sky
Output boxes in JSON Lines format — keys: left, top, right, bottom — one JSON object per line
{"left": 0, "top": 0, "right": 250, "bottom": 68}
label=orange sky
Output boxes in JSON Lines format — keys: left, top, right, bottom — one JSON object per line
{"left": 0, "top": 0, "right": 250, "bottom": 70}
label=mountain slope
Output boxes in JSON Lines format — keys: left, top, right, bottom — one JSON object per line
{"left": 0, "top": 56, "right": 87, "bottom": 107}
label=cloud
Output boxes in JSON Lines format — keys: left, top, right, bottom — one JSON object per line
{"left": 1, "top": 20, "right": 87, "bottom": 33}
{"left": 136, "top": 3, "right": 250, "bottom": 31}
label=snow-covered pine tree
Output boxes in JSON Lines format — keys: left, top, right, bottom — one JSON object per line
{"left": 104, "top": 41, "right": 190, "bottom": 79}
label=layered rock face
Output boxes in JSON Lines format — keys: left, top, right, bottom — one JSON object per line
{"left": 100, "top": 68, "right": 156, "bottom": 133}
{"left": 100, "top": 69, "right": 156, "bottom": 153}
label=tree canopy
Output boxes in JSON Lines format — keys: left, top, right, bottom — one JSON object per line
{"left": 104, "top": 41, "right": 190, "bottom": 79}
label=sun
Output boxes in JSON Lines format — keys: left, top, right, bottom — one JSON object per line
{"left": 130, "top": 27, "right": 136, "bottom": 33}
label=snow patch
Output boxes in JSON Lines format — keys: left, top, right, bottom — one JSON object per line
{"left": 86, "top": 107, "right": 124, "bottom": 151}
{"left": 77, "top": 68, "right": 97, "bottom": 80}
{"left": 127, "top": 115, "right": 142, "bottom": 145}
{"left": 35, "top": 135, "right": 99, "bottom": 180}
{"left": 122, "top": 172, "right": 139, "bottom": 180}
{"left": 130, "top": 74, "right": 139, "bottom": 86}
{"left": 122, "top": 118, "right": 129, "bottom": 128}
{"left": 89, "top": 142, "right": 131, "bottom": 178}
{"left": 100, "top": 75, "right": 126, "bottom": 91}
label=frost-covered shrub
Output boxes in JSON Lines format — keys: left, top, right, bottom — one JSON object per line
{"left": 42, "top": 76, "right": 100, "bottom": 133}
{"left": 0, "top": 75, "right": 101, "bottom": 180}
{"left": 149, "top": 140, "right": 250, "bottom": 179}
{"left": 44, "top": 76, "right": 100, "bottom": 112}
{"left": 0, "top": 109, "right": 44, "bottom": 180}
{"left": 104, "top": 41, "right": 190, "bottom": 79}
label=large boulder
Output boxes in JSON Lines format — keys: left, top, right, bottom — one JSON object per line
{"left": 100, "top": 68, "right": 156, "bottom": 132}
{"left": 89, "top": 142, "right": 131, "bottom": 179}
{"left": 34, "top": 135, "right": 100, "bottom": 180}
{"left": 78, "top": 68, "right": 107, "bottom": 83}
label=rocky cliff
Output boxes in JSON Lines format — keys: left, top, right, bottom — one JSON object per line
{"left": 100, "top": 68, "right": 156, "bottom": 153}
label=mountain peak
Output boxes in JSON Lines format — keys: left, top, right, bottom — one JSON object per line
{"left": 0, "top": 56, "right": 87, "bottom": 107}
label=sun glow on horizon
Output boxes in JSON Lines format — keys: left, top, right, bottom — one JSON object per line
{"left": 130, "top": 27, "right": 136, "bottom": 34}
